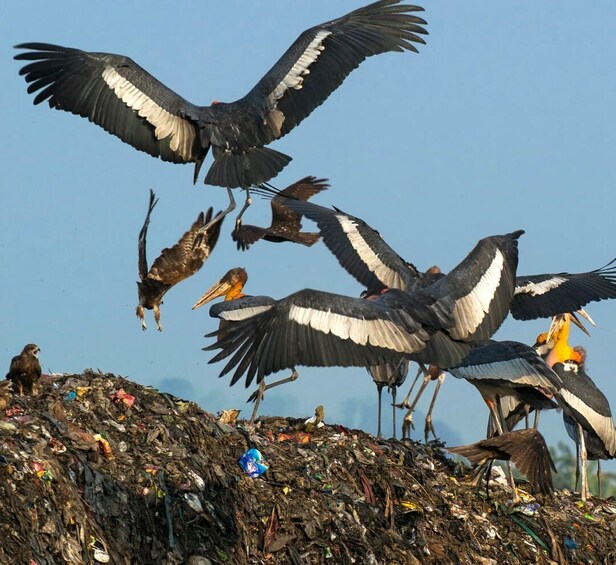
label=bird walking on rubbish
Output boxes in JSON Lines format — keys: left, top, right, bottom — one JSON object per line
{"left": 136, "top": 190, "right": 223, "bottom": 331}
{"left": 6, "top": 344, "right": 42, "bottom": 396}
{"left": 15, "top": 1, "right": 428, "bottom": 228}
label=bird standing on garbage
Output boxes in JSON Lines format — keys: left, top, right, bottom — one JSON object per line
{"left": 6, "top": 344, "right": 42, "bottom": 395}
{"left": 367, "top": 360, "right": 409, "bottom": 438}
{"left": 542, "top": 315, "right": 616, "bottom": 500}
{"left": 136, "top": 190, "right": 223, "bottom": 331}
{"left": 15, "top": 1, "right": 428, "bottom": 229}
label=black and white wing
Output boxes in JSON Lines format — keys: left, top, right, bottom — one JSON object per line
{"left": 282, "top": 199, "right": 420, "bottom": 291}
{"left": 449, "top": 340, "right": 562, "bottom": 391}
{"left": 422, "top": 231, "right": 523, "bottom": 343}
{"left": 204, "top": 288, "right": 436, "bottom": 388}
{"left": 243, "top": 1, "right": 428, "bottom": 144}
{"left": 15, "top": 43, "right": 206, "bottom": 170}
{"left": 553, "top": 362, "right": 616, "bottom": 458}
{"left": 511, "top": 258, "right": 616, "bottom": 320}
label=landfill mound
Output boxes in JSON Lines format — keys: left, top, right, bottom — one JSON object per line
{"left": 1, "top": 371, "right": 615, "bottom": 564}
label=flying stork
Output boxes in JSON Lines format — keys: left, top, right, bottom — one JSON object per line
{"left": 280, "top": 198, "right": 616, "bottom": 438}
{"left": 14, "top": 1, "right": 428, "bottom": 228}
{"left": 203, "top": 230, "right": 523, "bottom": 389}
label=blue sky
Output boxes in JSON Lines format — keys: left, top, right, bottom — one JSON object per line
{"left": 2, "top": 2, "right": 616, "bottom": 472}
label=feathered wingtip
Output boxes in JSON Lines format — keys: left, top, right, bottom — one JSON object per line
{"left": 448, "top": 428, "right": 556, "bottom": 495}
{"left": 204, "top": 147, "right": 292, "bottom": 188}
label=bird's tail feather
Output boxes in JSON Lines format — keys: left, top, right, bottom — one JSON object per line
{"left": 204, "top": 147, "right": 291, "bottom": 188}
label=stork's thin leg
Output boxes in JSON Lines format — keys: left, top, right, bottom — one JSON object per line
{"left": 578, "top": 423, "right": 589, "bottom": 501}
{"left": 487, "top": 396, "right": 519, "bottom": 504}
{"left": 376, "top": 384, "right": 384, "bottom": 438}
{"left": 575, "top": 440, "right": 580, "bottom": 491}
{"left": 201, "top": 188, "right": 237, "bottom": 233}
{"left": 424, "top": 372, "right": 445, "bottom": 442}
{"left": 401, "top": 374, "right": 431, "bottom": 440}
{"left": 391, "top": 386, "right": 397, "bottom": 440}
{"left": 247, "top": 370, "right": 299, "bottom": 424}
{"left": 235, "top": 187, "right": 253, "bottom": 223}
{"left": 532, "top": 408, "right": 541, "bottom": 429}
{"left": 597, "top": 460, "right": 602, "bottom": 498}
{"left": 249, "top": 380, "right": 267, "bottom": 424}
{"left": 396, "top": 364, "right": 425, "bottom": 408}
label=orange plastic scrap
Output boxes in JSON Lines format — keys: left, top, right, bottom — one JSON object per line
{"left": 93, "top": 434, "right": 114, "bottom": 459}
{"left": 110, "top": 388, "right": 136, "bottom": 408}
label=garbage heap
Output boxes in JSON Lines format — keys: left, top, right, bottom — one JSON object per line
{"left": 1, "top": 371, "right": 615, "bottom": 564}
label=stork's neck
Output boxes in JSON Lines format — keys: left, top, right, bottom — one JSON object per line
{"left": 226, "top": 282, "right": 246, "bottom": 301}
{"left": 545, "top": 319, "right": 581, "bottom": 366}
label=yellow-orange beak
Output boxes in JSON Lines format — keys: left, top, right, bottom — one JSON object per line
{"left": 192, "top": 278, "right": 235, "bottom": 310}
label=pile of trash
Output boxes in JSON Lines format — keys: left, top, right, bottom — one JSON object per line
{"left": 1, "top": 371, "right": 615, "bottom": 564}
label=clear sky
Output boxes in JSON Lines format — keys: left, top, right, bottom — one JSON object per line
{"left": 2, "top": 2, "right": 616, "bottom": 473}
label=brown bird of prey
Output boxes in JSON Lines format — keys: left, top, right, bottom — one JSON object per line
{"left": 448, "top": 428, "right": 556, "bottom": 496}
{"left": 231, "top": 176, "right": 328, "bottom": 251}
{"left": 136, "top": 190, "right": 223, "bottom": 331}
{"left": 0, "top": 380, "right": 13, "bottom": 409}
{"left": 6, "top": 343, "right": 42, "bottom": 395}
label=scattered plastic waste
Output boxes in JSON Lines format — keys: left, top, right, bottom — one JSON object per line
{"left": 512, "top": 502, "right": 540, "bottom": 517}
{"left": 239, "top": 448, "right": 268, "bottom": 478}
{"left": 109, "top": 388, "right": 135, "bottom": 408}
{"left": 0, "top": 370, "right": 615, "bottom": 563}
{"left": 564, "top": 537, "right": 579, "bottom": 550}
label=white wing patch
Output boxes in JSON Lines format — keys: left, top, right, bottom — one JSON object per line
{"left": 217, "top": 305, "right": 275, "bottom": 321}
{"left": 265, "top": 30, "right": 331, "bottom": 136}
{"left": 287, "top": 305, "right": 426, "bottom": 353}
{"left": 515, "top": 276, "right": 567, "bottom": 296}
{"left": 451, "top": 250, "right": 504, "bottom": 339}
{"left": 449, "top": 358, "right": 558, "bottom": 389}
{"left": 102, "top": 67, "right": 196, "bottom": 161}
{"left": 560, "top": 389, "right": 616, "bottom": 456}
{"left": 337, "top": 215, "right": 407, "bottom": 290}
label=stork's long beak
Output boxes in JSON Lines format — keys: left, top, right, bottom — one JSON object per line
{"left": 575, "top": 308, "right": 595, "bottom": 328}
{"left": 192, "top": 278, "right": 234, "bottom": 310}
{"left": 570, "top": 311, "right": 591, "bottom": 336}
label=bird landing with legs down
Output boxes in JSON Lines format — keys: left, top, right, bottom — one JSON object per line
{"left": 193, "top": 267, "right": 299, "bottom": 423}
{"left": 14, "top": 1, "right": 429, "bottom": 231}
